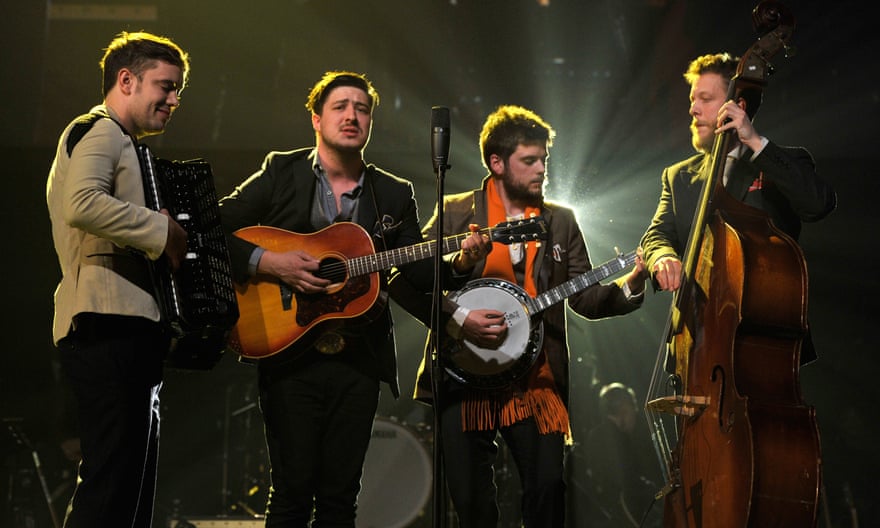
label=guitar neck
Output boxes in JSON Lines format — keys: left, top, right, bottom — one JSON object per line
{"left": 346, "top": 228, "right": 493, "bottom": 277}
{"left": 532, "top": 252, "right": 637, "bottom": 313}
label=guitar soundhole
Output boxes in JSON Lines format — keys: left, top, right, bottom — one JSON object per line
{"left": 317, "top": 257, "right": 347, "bottom": 284}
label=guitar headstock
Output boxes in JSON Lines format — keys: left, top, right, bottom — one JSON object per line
{"left": 490, "top": 216, "right": 548, "bottom": 245}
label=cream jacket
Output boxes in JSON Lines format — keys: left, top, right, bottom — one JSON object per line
{"left": 46, "top": 105, "right": 169, "bottom": 344}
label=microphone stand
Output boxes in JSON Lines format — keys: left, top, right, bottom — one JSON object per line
{"left": 431, "top": 157, "right": 448, "bottom": 528}
{"left": 428, "top": 105, "right": 451, "bottom": 527}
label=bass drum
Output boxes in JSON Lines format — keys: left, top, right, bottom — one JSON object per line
{"left": 357, "top": 417, "right": 432, "bottom": 528}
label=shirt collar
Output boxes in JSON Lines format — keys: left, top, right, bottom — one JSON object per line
{"left": 312, "top": 150, "right": 366, "bottom": 193}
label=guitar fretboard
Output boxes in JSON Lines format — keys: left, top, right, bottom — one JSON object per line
{"left": 347, "top": 223, "right": 544, "bottom": 277}
{"left": 346, "top": 233, "right": 468, "bottom": 277}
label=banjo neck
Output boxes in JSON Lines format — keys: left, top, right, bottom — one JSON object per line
{"left": 531, "top": 250, "right": 637, "bottom": 313}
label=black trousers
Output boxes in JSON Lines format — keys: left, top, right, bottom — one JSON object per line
{"left": 58, "top": 313, "right": 167, "bottom": 528}
{"left": 258, "top": 350, "right": 381, "bottom": 527}
{"left": 439, "top": 399, "right": 567, "bottom": 528}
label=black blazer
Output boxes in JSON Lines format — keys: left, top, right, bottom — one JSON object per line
{"left": 641, "top": 141, "right": 836, "bottom": 271}
{"left": 640, "top": 141, "right": 837, "bottom": 364}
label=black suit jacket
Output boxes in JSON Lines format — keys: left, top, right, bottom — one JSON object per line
{"left": 218, "top": 148, "right": 426, "bottom": 397}
{"left": 640, "top": 141, "right": 836, "bottom": 363}
{"left": 641, "top": 141, "right": 835, "bottom": 272}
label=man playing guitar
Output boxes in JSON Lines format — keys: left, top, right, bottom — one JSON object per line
{"left": 218, "top": 71, "right": 439, "bottom": 527}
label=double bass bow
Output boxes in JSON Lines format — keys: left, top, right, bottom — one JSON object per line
{"left": 644, "top": 2, "right": 822, "bottom": 526}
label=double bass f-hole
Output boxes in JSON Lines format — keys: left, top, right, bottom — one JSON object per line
{"left": 710, "top": 365, "right": 730, "bottom": 432}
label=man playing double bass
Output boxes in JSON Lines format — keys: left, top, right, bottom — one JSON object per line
{"left": 641, "top": 52, "right": 836, "bottom": 363}
{"left": 640, "top": 50, "right": 837, "bottom": 527}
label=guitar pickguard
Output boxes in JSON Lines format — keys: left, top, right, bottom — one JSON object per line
{"left": 294, "top": 275, "right": 371, "bottom": 327}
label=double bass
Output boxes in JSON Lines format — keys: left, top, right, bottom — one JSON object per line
{"left": 644, "top": 2, "right": 822, "bottom": 526}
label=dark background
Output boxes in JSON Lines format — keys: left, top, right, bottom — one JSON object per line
{"left": 1, "top": 1, "right": 877, "bottom": 527}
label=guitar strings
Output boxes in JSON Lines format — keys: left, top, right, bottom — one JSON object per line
{"left": 313, "top": 224, "right": 542, "bottom": 279}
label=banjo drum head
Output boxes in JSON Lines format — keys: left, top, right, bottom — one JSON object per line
{"left": 444, "top": 278, "right": 543, "bottom": 389}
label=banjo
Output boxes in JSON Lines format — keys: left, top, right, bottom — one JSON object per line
{"left": 443, "top": 249, "right": 638, "bottom": 388}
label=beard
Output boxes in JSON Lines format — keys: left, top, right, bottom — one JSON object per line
{"left": 500, "top": 172, "right": 544, "bottom": 207}
{"left": 690, "top": 126, "right": 712, "bottom": 153}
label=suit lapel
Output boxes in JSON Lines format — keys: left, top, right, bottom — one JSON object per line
{"left": 725, "top": 154, "right": 759, "bottom": 201}
{"left": 726, "top": 159, "right": 754, "bottom": 201}
{"left": 293, "top": 154, "right": 317, "bottom": 212}
{"left": 357, "top": 166, "right": 381, "bottom": 238}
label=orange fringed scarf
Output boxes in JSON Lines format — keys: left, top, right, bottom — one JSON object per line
{"left": 481, "top": 177, "right": 539, "bottom": 298}
{"left": 461, "top": 178, "right": 571, "bottom": 442}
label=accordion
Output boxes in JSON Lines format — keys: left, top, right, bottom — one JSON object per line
{"left": 137, "top": 144, "right": 239, "bottom": 369}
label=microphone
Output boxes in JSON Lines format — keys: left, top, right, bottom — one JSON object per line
{"left": 431, "top": 106, "right": 450, "bottom": 172}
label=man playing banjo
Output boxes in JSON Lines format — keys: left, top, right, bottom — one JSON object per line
{"left": 391, "top": 104, "right": 646, "bottom": 527}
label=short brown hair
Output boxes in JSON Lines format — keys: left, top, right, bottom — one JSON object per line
{"left": 305, "top": 71, "right": 379, "bottom": 115}
{"left": 683, "top": 52, "right": 738, "bottom": 86}
{"left": 684, "top": 52, "right": 763, "bottom": 116}
{"left": 598, "top": 382, "right": 637, "bottom": 417}
{"left": 100, "top": 31, "right": 190, "bottom": 97}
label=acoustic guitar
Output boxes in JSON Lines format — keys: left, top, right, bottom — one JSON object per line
{"left": 230, "top": 218, "right": 548, "bottom": 359}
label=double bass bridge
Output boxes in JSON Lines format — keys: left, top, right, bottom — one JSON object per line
{"left": 647, "top": 395, "right": 710, "bottom": 417}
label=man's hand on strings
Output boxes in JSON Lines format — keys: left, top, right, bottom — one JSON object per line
{"left": 624, "top": 247, "right": 647, "bottom": 295}
{"left": 258, "top": 249, "right": 331, "bottom": 294}
{"left": 461, "top": 309, "right": 508, "bottom": 348}
{"left": 716, "top": 99, "right": 763, "bottom": 151}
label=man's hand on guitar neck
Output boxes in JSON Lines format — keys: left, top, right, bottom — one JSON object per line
{"left": 257, "top": 249, "right": 331, "bottom": 294}
{"left": 623, "top": 247, "right": 648, "bottom": 297}
{"left": 453, "top": 223, "right": 492, "bottom": 274}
